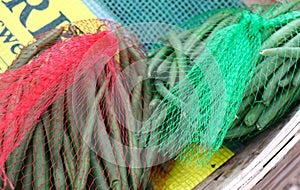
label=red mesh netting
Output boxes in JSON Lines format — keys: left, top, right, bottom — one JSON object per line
{"left": 0, "top": 29, "right": 118, "bottom": 189}
{"left": 0, "top": 19, "right": 169, "bottom": 189}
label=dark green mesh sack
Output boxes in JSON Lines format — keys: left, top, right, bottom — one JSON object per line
{"left": 140, "top": 1, "right": 300, "bottom": 164}
{"left": 84, "top": 0, "right": 245, "bottom": 25}
{"left": 83, "top": 0, "right": 245, "bottom": 49}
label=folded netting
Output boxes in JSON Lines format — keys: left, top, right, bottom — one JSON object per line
{"left": 141, "top": 1, "right": 300, "bottom": 165}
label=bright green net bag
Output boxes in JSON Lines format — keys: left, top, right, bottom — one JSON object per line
{"left": 141, "top": 1, "right": 300, "bottom": 163}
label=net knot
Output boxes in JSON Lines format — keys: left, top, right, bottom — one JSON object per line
{"left": 240, "top": 10, "right": 266, "bottom": 32}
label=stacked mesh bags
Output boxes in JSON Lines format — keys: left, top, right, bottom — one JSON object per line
{"left": 1, "top": 1, "right": 300, "bottom": 190}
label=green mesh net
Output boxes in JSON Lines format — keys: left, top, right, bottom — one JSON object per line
{"left": 141, "top": 1, "right": 300, "bottom": 164}
{"left": 84, "top": 0, "right": 245, "bottom": 25}
{"left": 83, "top": 0, "right": 245, "bottom": 50}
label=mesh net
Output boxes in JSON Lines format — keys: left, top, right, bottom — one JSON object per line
{"left": 143, "top": 1, "right": 300, "bottom": 165}
{"left": 0, "top": 20, "right": 163, "bottom": 189}
{"left": 84, "top": 0, "right": 245, "bottom": 50}
{"left": 1, "top": 1, "right": 300, "bottom": 190}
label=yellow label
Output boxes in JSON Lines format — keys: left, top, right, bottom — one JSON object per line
{"left": 0, "top": 0, "right": 96, "bottom": 72}
{"left": 153, "top": 145, "right": 234, "bottom": 190}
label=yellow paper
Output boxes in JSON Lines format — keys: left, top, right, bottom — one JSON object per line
{"left": 153, "top": 145, "right": 234, "bottom": 190}
{"left": 0, "top": 0, "right": 96, "bottom": 72}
